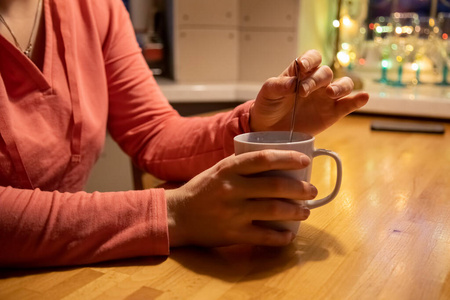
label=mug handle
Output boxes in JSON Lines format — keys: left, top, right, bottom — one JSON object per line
{"left": 304, "top": 149, "right": 342, "bottom": 209}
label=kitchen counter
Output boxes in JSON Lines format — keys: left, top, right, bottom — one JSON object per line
{"left": 157, "top": 74, "right": 450, "bottom": 120}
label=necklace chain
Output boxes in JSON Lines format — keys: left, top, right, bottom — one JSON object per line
{"left": 0, "top": 0, "right": 42, "bottom": 58}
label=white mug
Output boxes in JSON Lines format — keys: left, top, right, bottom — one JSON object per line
{"left": 234, "top": 131, "right": 342, "bottom": 234}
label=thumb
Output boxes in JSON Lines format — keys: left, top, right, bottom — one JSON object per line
{"left": 257, "top": 76, "right": 297, "bottom": 101}
{"left": 335, "top": 92, "right": 370, "bottom": 116}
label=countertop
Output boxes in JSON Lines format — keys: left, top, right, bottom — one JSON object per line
{"left": 157, "top": 73, "right": 450, "bottom": 120}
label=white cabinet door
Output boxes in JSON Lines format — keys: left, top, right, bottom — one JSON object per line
{"left": 176, "top": 29, "right": 239, "bottom": 82}
{"left": 239, "top": 31, "right": 297, "bottom": 82}
{"left": 240, "top": 0, "right": 298, "bottom": 28}
{"left": 177, "top": 0, "right": 238, "bottom": 26}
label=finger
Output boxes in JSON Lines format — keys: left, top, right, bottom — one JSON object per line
{"left": 259, "top": 58, "right": 332, "bottom": 100}
{"left": 280, "top": 49, "right": 322, "bottom": 77}
{"left": 233, "top": 150, "right": 311, "bottom": 175}
{"left": 299, "top": 49, "right": 323, "bottom": 74}
{"left": 334, "top": 92, "right": 370, "bottom": 116}
{"left": 237, "top": 225, "right": 295, "bottom": 246}
{"left": 257, "top": 76, "right": 297, "bottom": 101}
{"left": 241, "top": 176, "right": 318, "bottom": 200}
{"left": 325, "top": 76, "right": 355, "bottom": 98}
{"left": 246, "top": 198, "right": 311, "bottom": 221}
{"left": 299, "top": 65, "right": 333, "bottom": 97}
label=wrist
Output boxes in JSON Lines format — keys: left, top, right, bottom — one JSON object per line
{"left": 165, "top": 189, "right": 188, "bottom": 247}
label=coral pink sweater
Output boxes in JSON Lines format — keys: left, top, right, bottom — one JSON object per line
{"left": 0, "top": 0, "right": 252, "bottom": 267}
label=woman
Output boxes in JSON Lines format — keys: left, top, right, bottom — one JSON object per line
{"left": 0, "top": 0, "right": 369, "bottom": 267}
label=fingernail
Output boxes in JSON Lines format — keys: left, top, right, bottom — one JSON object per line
{"left": 303, "top": 208, "right": 311, "bottom": 219}
{"left": 356, "top": 94, "right": 369, "bottom": 107}
{"left": 301, "top": 59, "right": 310, "bottom": 72}
{"left": 331, "top": 85, "right": 340, "bottom": 96}
{"left": 302, "top": 82, "right": 310, "bottom": 95}
{"left": 310, "top": 184, "right": 318, "bottom": 198}
{"left": 301, "top": 156, "right": 311, "bottom": 166}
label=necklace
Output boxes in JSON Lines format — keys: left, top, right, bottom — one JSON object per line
{"left": 0, "top": 0, "right": 42, "bottom": 58}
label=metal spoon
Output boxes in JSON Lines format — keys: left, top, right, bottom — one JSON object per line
{"left": 288, "top": 58, "right": 301, "bottom": 142}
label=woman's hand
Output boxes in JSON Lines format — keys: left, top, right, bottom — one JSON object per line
{"left": 250, "top": 49, "right": 370, "bottom": 136}
{"left": 166, "top": 150, "right": 315, "bottom": 248}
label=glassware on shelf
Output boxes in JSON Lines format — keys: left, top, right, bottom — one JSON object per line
{"left": 434, "top": 12, "right": 450, "bottom": 86}
{"left": 412, "top": 16, "right": 434, "bottom": 85}
{"left": 387, "top": 12, "right": 420, "bottom": 87}
{"left": 372, "top": 16, "right": 393, "bottom": 84}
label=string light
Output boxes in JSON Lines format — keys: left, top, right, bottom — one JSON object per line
{"left": 337, "top": 51, "right": 350, "bottom": 66}
{"left": 333, "top": 19, "right": 340, "bottom": 28}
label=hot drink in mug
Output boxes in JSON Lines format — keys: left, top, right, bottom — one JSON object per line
{"left": 234, "top": 131, "right": 342, "bottom": 234}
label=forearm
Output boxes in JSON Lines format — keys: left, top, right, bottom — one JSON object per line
{"left": 137, "top": 101, "right": 254, "bottom": 181}
{"left": 0, "top": 186, "right": 169, "bottom": 268}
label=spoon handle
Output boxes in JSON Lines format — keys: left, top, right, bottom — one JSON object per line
{"left": 289, "top": 59, "right": 301, "bottom": 142}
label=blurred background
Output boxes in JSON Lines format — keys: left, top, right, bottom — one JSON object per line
{"left": 122, "top": 0, "right": 450, "bottom": 85}
{"left": 86, "top": 0, "right": 450, "bottom": 192}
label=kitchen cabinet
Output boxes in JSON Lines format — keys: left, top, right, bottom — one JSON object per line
{"left": 173, "top": 0, "right": 299, "bottom": 83}
{"left": 177, "top": 0, "right": 238, "bottom": 26}
{"left": 176, "top": 29, "right": 239, "bottom": 82}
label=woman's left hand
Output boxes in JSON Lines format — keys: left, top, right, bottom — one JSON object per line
{"left": 250, "top": 49, "right": 369, "bottom": 136}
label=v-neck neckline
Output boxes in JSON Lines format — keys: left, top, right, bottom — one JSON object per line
{"left": 0, "top": 0, "right": 52, "bottom": 92}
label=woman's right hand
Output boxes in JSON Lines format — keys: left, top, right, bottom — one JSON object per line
{"left": 165, "top": 149, "right": 316, "bottom": 248}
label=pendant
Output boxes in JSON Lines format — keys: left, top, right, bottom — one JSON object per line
{"left": 24, "top": 44, "right": 33, "bottom": 58}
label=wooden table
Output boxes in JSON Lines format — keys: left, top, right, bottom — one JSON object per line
{"left": 1, "top": 114, "right": 449, "bottom": 300}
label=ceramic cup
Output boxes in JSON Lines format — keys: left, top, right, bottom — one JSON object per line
{"left": 234, "top": 131, "right": 342, "bottom": 234}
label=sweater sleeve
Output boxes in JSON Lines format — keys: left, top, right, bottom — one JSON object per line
{"left": 101, "top": 0, "right": 254, "bottom": 181}
{"left": 136, "top": 101, "right": 253, "bottom": 181}
{"left": 0, "top": 186, "right": 169, "bottom": 268}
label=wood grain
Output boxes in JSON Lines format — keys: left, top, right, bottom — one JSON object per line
{"left": 1, "top": 114, "right": 449, "bottom": 300}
